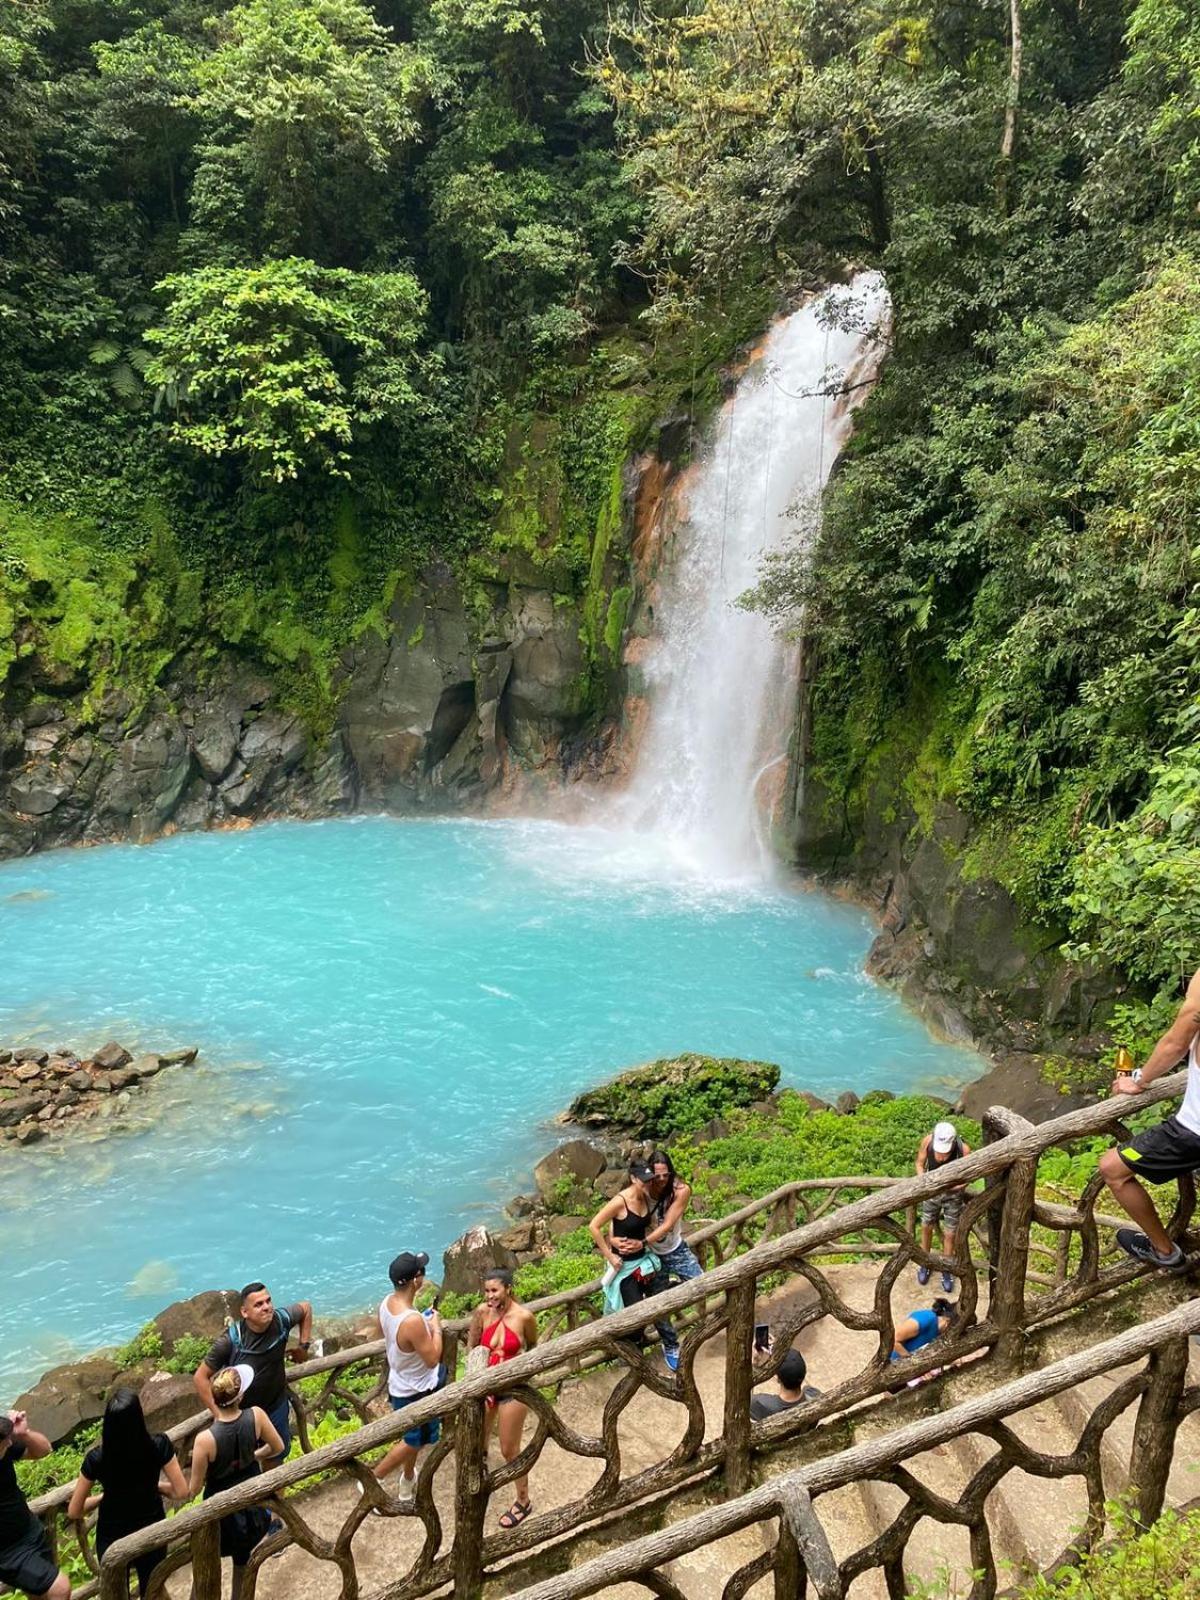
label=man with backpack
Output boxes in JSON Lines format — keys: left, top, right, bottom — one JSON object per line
{"left": 194, "top": 1283, "right": 312, "bottom": 1466}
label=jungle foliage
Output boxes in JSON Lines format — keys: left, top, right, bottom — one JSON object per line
{"left": 3, "top": 0, "right": 1200, "bottom": 1014}
{"left": 600, "top": 0, "right": 1200, "bottom": 1017}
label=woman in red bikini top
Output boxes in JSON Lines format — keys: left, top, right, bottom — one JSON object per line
{"left": 467, "top": 1269, "right": 539, "bottom": 1530}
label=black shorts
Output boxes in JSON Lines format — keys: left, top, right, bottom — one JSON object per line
{"left": 1115, "top": 1115, "right": 1200, "bottom": 1183}
{"left": 0, "top": 1519, "right": 59, "bottom": 1596}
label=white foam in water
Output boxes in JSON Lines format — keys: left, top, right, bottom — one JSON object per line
{"left": 610, "top": 273, "right": 890, "bottom": 883}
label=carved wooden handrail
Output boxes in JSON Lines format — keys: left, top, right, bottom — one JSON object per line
{"left": 504, "top": 1296, "right": 1200, "bottom": 1599}
{"left": 51, "top": 1070, "right": 1196, "bottom": 1600}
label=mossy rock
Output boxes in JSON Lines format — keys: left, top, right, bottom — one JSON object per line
{"left": 568, "top": 1054, "right": 781, "bottom": 1139}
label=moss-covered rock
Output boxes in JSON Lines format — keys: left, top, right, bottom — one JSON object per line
{"left": 567, "top": 1054, "right": 781, "bottom": 1139}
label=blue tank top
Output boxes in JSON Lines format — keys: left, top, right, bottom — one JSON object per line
{"left": 890, "top": 1308, "right": 941, "bottom": 1361}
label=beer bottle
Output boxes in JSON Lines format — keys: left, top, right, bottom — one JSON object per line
{"left": 1114, "top": 1046, "right": 1135, "bottom": 1077}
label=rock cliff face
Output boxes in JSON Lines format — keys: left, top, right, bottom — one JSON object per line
{"left": 780, "top": 718, "right": 1121, "bottom": 1073}
{"left": 0, "top": 565, "right": 608, "bottom": 858}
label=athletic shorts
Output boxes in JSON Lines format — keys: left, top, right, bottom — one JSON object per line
{"left": 1115, "top": 1114, "right": 1200, "bottom": 1184}
{"left": 389, "top": 1365, "right": 446, "bottom": 1448}
{"left": 920, "top": 1191, "right": 965, "bottom": 1229}
{"left": 0, "top": 1519, "right": 59, "bottom": 1597}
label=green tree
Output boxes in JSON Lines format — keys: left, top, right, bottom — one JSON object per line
{"left": 145, "top": 257, "right": 429, "bottom": 482}
{"left": 190, "top": 0, "right": 439, "bottom": 260}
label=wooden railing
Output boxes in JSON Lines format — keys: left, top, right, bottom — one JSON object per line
{"left": 34, "top": 1070, "right": 1196, "bottom": 1599}
{"left": 503, "top": 1296, "right": 1200, "bottom": 1599}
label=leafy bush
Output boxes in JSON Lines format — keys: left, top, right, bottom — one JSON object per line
{"left": 569, "top": 1055, "right": 781, "bottom": 1138}
{"left": 907, "top": 1503, "right": 1200, "bottom": 1598}
{"left": 114, "top": 1323, "right": 164, "bottom": 1367}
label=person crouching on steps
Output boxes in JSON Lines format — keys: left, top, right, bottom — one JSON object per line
{"left": 1099, "top": 966, "right": 1200, "bottom": 1268}
{"left": 468, "top": 1268, "right": 538, "bottom": 1530}
{"left": 188, "top": 1367, "right": 283, "bottom": 1600}
{"left": 372, "top": 1252, "right": 445, "bottom": 1503}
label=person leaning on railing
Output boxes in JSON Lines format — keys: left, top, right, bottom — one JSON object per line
{"left": 0, "top": 1411, "right": 69, "bottom": 1600}
{"left": 1100, "top": 966, "right": 1200, "bottom": 1269}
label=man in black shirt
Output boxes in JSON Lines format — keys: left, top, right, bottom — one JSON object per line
{"left": 750, "top": 1350, "right": 813, "bottom": 1421}
{"left": 194, "top": 1282, "right": 312, "bottom": 1467}
{"left": 0, "top": 1412, "right": 69, "bottom": 1599}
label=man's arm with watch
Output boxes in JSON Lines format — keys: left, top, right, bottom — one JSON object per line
{"left": 288, "top": 1300, "right": 314, "bottom": 1362}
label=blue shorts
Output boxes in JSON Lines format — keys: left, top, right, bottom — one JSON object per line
{"left": 389, "top": 1367, "right": 445, "bottom": 1448}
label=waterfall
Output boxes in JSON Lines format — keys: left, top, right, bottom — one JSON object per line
{"left": 617, "top": 272, "right": 889, "bottom": 881}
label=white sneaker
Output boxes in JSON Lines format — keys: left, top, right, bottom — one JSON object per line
{"left": 397, "top": 1474, "right": 416, "bottom": 1502}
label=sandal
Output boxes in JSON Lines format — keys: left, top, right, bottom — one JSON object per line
{"left": 499, "top": 1501, "right": 532, "bottom": 1529}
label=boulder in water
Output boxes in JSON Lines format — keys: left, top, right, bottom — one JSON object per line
{"left": 14, "top": 1357, "right": 121, "bottom": 1444}
{"left": 93, "top": 1042, "right": 132, "bottom": 1071}
{"left": 441, "top": 1225, "right": 518, "bottom": 1296}
{"left": 152, "top": 1289, "right": 241, "bottom": 1360}
{"left": 533, "top": 1140, "right": 606, "bottom": 1204}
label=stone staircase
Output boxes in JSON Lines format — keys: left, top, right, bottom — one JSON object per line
{"left": 161, "top": 1263, "right": 1198, "bottom": 1598}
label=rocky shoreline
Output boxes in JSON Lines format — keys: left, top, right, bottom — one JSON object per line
{"left": 0, "top": 1039, "right": 199, "bottom": 1144}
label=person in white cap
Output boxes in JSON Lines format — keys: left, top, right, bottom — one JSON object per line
{"left": 915, "top": 1121, "right": 972, "bottom": 1292}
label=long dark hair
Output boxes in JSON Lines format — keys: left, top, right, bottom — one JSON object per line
{"left": 100, "top": 1388, "right": 161, "bottom": 1480}
{"left": 649, "top": 1149, "right": 676, "bottom": 1215}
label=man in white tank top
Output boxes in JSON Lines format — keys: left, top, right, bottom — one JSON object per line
{"left": 1098, "top": 968, "right": 1200, "bottom": 1267}
{"left": 371, "top": 1252, "right": 444, "bottom": 1501}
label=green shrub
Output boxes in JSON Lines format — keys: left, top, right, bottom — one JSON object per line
{"left": 569, "top": 1054, "right": 781, "bottom": 1138}
{"left": 114, "top": 1323, "right": 164, "bottom": 1366}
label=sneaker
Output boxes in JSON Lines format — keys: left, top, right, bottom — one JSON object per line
{"left": 396, "top": 1474, "right": 416, "bottom": 1503}
{"left": 941, "top": 1271, "right": 955, "bottom": 1294}
{"left": 663, "top": 1347, "right": 680, "bottom": 1372}
{"left": 1115, "top": 1228, "right": 1184, "bottom": 1268}
{"left": 916, "top": 1264, "right": 931, "bottom": 1286}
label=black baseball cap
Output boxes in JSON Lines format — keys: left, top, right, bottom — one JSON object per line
{"left": 778, "top": 1350, "right": 808, "bottom": 1390}
{"left": 629, "top": 1160, "right": 655, "bottom": 1182}
{"left": 389, "top": 1251, "right": 430, "bottom": 1285}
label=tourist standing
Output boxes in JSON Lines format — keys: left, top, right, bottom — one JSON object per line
{"left": 188, "top": 1368, "right": 282, "bottom": 1600}
{"left": 645, "top": 1149, "right": 701, "bottom": 1372}
{"left": 67, "top": 1389, "right": 188, "bottom": 1596}
{"left": 372, "top": 1252, "right": 445, "bottom": 1501}
{"left": 468, "top": 1269, "right": 538, "bottom": 1529}
{"left": 195, "top": 1283, "right": 312, "bottom": 1466}
{"left": 915, "top": 1122, "right": 972, "bottom": 1291}
{"left": 0, "top": 1411, "right": 69, "bottom": 1600}
{"left": 589, "top": 1161, "right": 676, "bottom": 1361}
{"left": 1099, "top": 966, "right": 1200, "bottom": 1267}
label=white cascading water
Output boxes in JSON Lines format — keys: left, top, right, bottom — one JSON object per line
{"left": 616, "top": 272, "right": 890, "bottom": 882}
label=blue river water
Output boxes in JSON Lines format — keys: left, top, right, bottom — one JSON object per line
{"left": 0, "top": 816, "right": 979, "bottom": 1391}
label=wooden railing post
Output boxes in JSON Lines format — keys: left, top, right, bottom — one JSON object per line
{"left": 1129, "top": 1335, "right": 1189, "bottom": 1525}
{"left": 99, "top": 1557, "right": 131, "bottom": 1600}
{"left": 723, "top": 1280, "right": 757, "bottom": 1495}
{"left": 189, "top": 1523, "right": 222, "bottom": 1599}
{"left": 983, "top": 1106, "right": 1036, "bottom": 1366}
{"left": 777, "top": 1484, "right": 843, "bottom": 1599}
{"left": 453, "top": 1396, "right": 489, "bottom": 1597}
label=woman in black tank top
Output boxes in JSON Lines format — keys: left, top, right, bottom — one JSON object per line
{"left": 589, "top": 1161, "right": 677, "bottom": 1348}
{"left": 188, "top": 1367, "right": 284, "bottom": 1598}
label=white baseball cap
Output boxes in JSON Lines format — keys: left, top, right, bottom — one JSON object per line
{"left": 932, "top": 1122, "right": 957, "bottom": 1153}
{"left": 232, "top": 1363, "right": 255, "bottom": 1401}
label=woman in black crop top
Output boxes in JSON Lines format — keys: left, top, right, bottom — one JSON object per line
{"left": 589, "top": 1160, "right": 677, "bottom": 1355}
